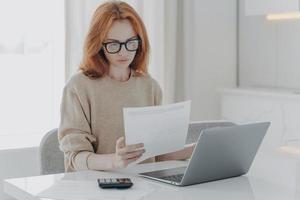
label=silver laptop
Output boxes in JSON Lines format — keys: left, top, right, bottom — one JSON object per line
{"left": 139, "top": 122, "right": 270, "bottom": 186}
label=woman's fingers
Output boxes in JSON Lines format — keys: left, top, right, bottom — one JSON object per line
{"left": 116, "top": 137, "right": 125, "bottom": 149}
{"left": 125, "top": 154, "right": 143, "bottom": 165}
{"left": 115, "top": 137, "right": 145, "bottom": 167}
{"left": 117, "top": 143, "right": 144, "bottom": 155}
{"left": 126, "top": 143, "right": 144, "bottom": 152}
{"left": 114, "top": 137, "right": 145, "bottom": 169}
{"left": 122, "top": 149, "right": 145, "bottom": 160}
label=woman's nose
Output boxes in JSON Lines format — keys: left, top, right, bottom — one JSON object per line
{"left": 117, "top": 44, "right": 127, "bottom": 56}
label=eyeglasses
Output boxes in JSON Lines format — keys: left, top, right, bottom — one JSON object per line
{"left": 102, "top": 38, "right": 140, "bottom": 54}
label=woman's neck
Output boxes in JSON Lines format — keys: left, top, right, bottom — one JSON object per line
{"left": 108, "top": 66, "right": 131, "bottom": 82}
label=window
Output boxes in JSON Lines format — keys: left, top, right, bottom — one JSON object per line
{"left": 0, "top": 0, "right": 65, "bottom": 149}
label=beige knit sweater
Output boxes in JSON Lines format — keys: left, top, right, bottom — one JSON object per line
{"left": 58, "top": 70, "right": 162, "bottom": 172}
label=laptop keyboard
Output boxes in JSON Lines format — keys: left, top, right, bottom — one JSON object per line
{"left": 161, "top": 174, "right": 184, "bottom": 183}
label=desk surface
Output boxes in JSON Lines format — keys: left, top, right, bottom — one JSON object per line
{"left": 4, "top": 150, "right": 300, "bottom": 200}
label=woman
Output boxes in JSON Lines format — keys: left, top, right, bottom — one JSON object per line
{"left": 58, "top": 1, "right": 194, "bottom": 172}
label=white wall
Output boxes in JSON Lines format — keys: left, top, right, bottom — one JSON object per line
{"left": 177, "top": 0, "right": 237, "bottom": 120}
{"left": 0, "top": 148, "right": 40, "bottom": 200}
{"left": 239, "top": 0, "right": 300, "bottom": 90}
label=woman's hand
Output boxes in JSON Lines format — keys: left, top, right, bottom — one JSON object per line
{"left": 113, "top": 136, "right": 145, "bottom": 169}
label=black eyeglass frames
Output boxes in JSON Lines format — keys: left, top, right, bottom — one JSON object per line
{"left": 102, "top": 38, "right": 141, "bottom": 54}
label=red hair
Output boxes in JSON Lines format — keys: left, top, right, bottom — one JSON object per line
{"left": 80, "top": 1, "right": 150, "bottom": 78}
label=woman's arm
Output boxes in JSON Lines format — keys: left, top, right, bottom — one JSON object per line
{"left": 88, "top": 142, "right": 195, "bottom": 170}
{"left": 86, "top": 153, "right": 116, "bottom": 171}
{"left": 156, "top": 143, "right": 196, "bottom": 162}
{"left": 87, "top": 137, "right": 145, "bottom": 170}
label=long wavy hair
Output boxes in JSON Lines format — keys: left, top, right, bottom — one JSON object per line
{"left": 80, "top": 1, "right": 150, "bottom": 78}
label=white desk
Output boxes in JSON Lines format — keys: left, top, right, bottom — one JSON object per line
{"left": 4, "top": 150, "right": 300, "bottom": 200}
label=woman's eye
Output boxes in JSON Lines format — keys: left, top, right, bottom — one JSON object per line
{"left": 127, "top": 41, "right": 136, "bottom": 45}
{"left": 107, "top": 43, "right": 119, "bottom": 49}
{"left": 127, "top": 41, "right": 138, "bottom": 48}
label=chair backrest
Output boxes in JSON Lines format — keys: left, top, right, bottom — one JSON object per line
{"left": 186, "top": 121, "right": 236, "bottom": 144}
{"left": 39, "top": 128, "right": 65, "bottom": 175}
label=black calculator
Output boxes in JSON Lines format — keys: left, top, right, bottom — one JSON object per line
{"left": 97, "top": 178, "right": 133, "bottom": 189}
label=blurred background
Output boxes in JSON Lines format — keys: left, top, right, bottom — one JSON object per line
{"left": 1, "top": 0, "right": 300, "bottom": 199}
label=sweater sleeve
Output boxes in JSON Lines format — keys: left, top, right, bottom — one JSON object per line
{"left": 58, "top": 85, "right": 97, "bottom": 172}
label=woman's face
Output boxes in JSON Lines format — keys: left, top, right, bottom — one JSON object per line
{"left": 103, "top": 19, "right": 139, "bottom": 69}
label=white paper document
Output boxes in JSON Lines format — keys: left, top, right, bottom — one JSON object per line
{"left": 123, "top": 100, "right": 191, "bottom": 164}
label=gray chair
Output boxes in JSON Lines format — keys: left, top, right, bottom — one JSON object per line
{"left": 185, "top": 121, "right": 236, "bottom": 144}
{"left": 39, "top": 128, "right": 65, "bottom": 175}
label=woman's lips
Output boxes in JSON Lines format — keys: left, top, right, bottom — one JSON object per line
{"left": 117, "top": 59, "right": 129, "bottom": 62}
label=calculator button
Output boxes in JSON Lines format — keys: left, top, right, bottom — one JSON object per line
{"left": 98, "top": 179, "right": 106, "bottom": 183}
{"left": 118, "top": 178, "right": 127, "bottom": 183}
{"left": 114, "top": 178, "right": 118, "bottom": 183}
